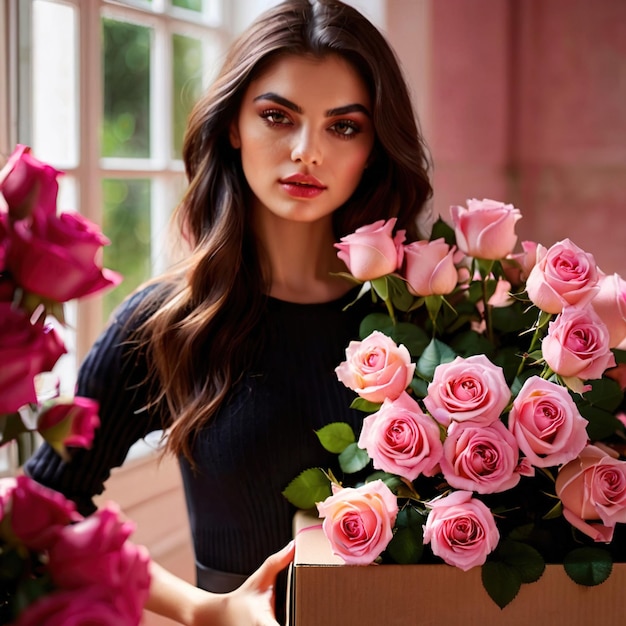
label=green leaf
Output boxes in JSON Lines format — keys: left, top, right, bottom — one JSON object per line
{"left": 370, "top": 276, "right": 389, "bottom": 301}
{"left": 0, "top": 413, "right": 29, "bottom": 445}
{"left": 409, "top": 376, "right": 429, "bottom": 398}
{"left": 387, "top": 275, "right": 415, "bottom": 312}
{"left": 349, "top": 397, "right": 382, "bottom": 413}
{"left": 449, "top": 330, "right": 495, "bottom": 360}
{"left": 282, "top": 468, "right": 331, "bottom": 509}
{"left": 315, "top": 422, "right": 355, "bottom": 454}
{"left": 613, "top": 348, "right": 626, "bottom": 364}
{"left": 563, "top": 547, "right": 613, "bottom": 586}
{"left": 389, "top": 322, "right": 430, "bottom": 357}
{"left": 578, "top": 404, "right": 623, "bottom": 441}
{"left": 582, "top": 378, "right": 624, "bottom": 412}
{"left": 497, "top": 539, "right": 545, "bottom": 583}
{"left": 359, "top": 312, "right": 394, "bottom": 339}
{"left": 365, "top": 471, "right": 405, "bottom": 493}
{"left": 338, "top": 442, "right": 370, "bottom": 474}
{"left": 416, "top": 338, "right": 457, "bottom": 380}
{"left": 482, "top": 561, "right": 522, "bottom": 609}
{"left": 386, "top": 526, "right": 423, "bottom": 564}
{"left": 429, "top": 217, "right": 456, "bottom": 246}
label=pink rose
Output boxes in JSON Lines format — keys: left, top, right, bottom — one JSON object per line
{"left": 6, "top": 210, "right": 122, "bottom": 302}
{"left": 591, "top": 273, "right": 626, "bottom": 348}
{"left": 0, "top": 144, "right": 60, "bottom": 220}
{"left": 423, "top": 490, "right": 500, "bottom": 571}
{"left": 487, "top": 278, "right": 513, "bottom": 308}
{"left": 542, "top": 305, "right": 616, "bottom": 380}
{"left": 0, "top": 302, "right": 66, "bottom": 414}
{"left": 556, "top": 445, "right": 626, "bottom": 542}
{"left": 10, "top": 476, "right": 81, "bottom": 551}
{"left": 440, "top": 420, "right": 523, "bottom": 494}
{"left": 424, "top": 354, "right": 511, "bottom": 427}
{"left": 0, "top": 212, "right": 8, "bottom": 271}
{"left": 11, "top": 587, "right": 132, "bottom": 626}
{"left": 450, "top": 198, "right": 521, "bottom": 260}
{"left": 0, "top": 477, "right": 17, "bottom": 521}
{"left": 37, "top": 396, "right": 101, "bottom": 450}
{"left": 358, "top": 392, "right": 444, "bottom": 481}
{"left": 402, "top": 238, "right": 458, "bottom": 296}
{"left": 502, "top": 240, "right": 539, "bottom": 287}
{"left": 47, "top": 503, "right": 151, "bottom": 624}
{"left": 335, "top": 330, "right": 415, "bottom": 403}
{"left": 508, "top": 376, "right": 588, "bottom": 468}
{"left": 316, "top": 480, "right": 398, "bottom": 565}
{"left": 525, "top": 239, "right": 600, "bottom": 314}
{"left": 335, "top": 218, "right": 405, "bottom": 281}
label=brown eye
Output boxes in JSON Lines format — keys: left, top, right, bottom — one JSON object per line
{"left": 331, "top": 120, "right": 359, "bottom": 138}
{"left": 261, "top": 110, "right": 291, "bottom": 126}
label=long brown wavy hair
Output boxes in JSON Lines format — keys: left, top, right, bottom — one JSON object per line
{"left": 134, "top": 0, "right": 433, "bottom": 463}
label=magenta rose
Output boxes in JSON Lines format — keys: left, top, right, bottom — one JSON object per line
{"left": 10, "top": 475, "right": 81, "bottom": 551}
{"left": 335, "top": 218, "right": 405, "bottom": 281}
{"left": 556, "top": 445, "right": 626, "bottom": 542}
{"left": 11, "top": 587, "right": 133, "bottom": 626}
{"left": 591, "top": 272, "right": 626, "bottom": 348}
{"left": 6, "top": 210, "right": 122, "bottom": 302}
{"left": 358, "top": 391, "right": 444, "bottom": 481}
{"left": 508, "top": 376, "right": 588, "bottom": 468}
{"left": 37, "top": 396, "right": 100, "bottom": 451}
{"left": 316, "top": 480, "right": 398, "bottom": 565}
{"left": 525, "top": 239, "right": 600, "bottom": 314}
{"left": 423, "top": 490, "right": 500, "bottom": 571}
{"left": 0, "top": 302, "right": 66, "bottom": 414}
{"left": 0, "top": 144, "right": 60, "bottom": 220}
{"left": 335, "top": 330, "right": 415, "bottom": 403}
{"left": 402, "top": 238, "right": 458, "bottom": 296}
{"left": 440, "top": 420, "right": 523, "bottom": 494}
{"left": 424, "top": 354, "right": 511, "bottom": 427}
{"left": 450, "top": 198, "right": 521, "bottom": 260}
{"left": 0, "top": 212, "right": 8, "bottom": 271}
{"left": 542, "top": 305, "right": 616, "bottom": 380}
{"left": 47, "top": 502, "right": 151, "bottom": 624}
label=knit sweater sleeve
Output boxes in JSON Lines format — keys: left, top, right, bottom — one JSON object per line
{"left": 24, "top": 287, "right": 163, "bottom": 516}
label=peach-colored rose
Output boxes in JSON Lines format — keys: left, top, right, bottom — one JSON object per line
{"left": 6, "top": 210, "right": 122, "bottom": 302}
{"left": 423, "top": 490, "right": 499, "bottom": 571}
{"left": 10, "top": 476, "right": 81, "bottom": 551}
{"left": 0, "top": 144, "right": 60, "bottom": 220}
{"left": 47, "top": 503, "right": 151, "bottom": 624}
{"left": 37, "top": 397, "right": 101, "bottom": 451}
{"left": 556, "top": 445, "right": 626, "bottom": 542}
{"left": 525, "top": 239, "right": 599, "bottom": 314}
{"left": 335, "top": 218, "right": 405, "bottom": 281}
{"left": 358, "top": 392, "right": 443, "bottom": 481}
{"left": 440, "top": 421, "right": 522, "bottom": 494}
{"left": 542, "top": 305, "right": 616, "bottom": 380}
{"left": 508, "top": 376, "right": 588, "bottom": 468}
{"left": 424, "top": 354, "right": 511, "bottom": 427}
{"left": 591, "top": 273, "right": 626, "bottom": 348}
{"left": 402, "top": 238, "right": 458, "bottom": 296}
{"left": 316, "top": 480, "right": 398, "bottom": 565}
{"left": 450, "top": 198, "right": 521, "bottom": 260}
{"left": 0, "top": 302, "right": 67, "bottom": 414}
{"left": 335, "top": 330, "right": 415, "bottom": 403}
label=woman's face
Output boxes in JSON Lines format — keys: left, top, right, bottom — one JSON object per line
{"left": 230, "top": 53, "right": 375, "bottom": 225}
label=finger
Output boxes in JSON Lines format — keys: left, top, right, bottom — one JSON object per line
{"left": 247, "top": 540, "right": 295, "bottom": 590}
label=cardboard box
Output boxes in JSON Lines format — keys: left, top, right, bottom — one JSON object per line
{"left": 287, "top": 511, "right": 626, "bottom": 626}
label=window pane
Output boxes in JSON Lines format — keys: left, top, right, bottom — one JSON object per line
{"left": 32, "top": 0, "right": 78, "bottom": 167}
{"left": 172, "top": 33, "right": 203, "bottom": 159}
{"left": 102, "top": 19, "right": 151, "bottom": 158}
{"left": 102, "top": 179, "right": 151, "bottom": 319}
{"left": 173, "top": 0, "right": 202, "bottom": 12}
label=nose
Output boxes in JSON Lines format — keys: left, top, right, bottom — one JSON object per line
{"left": 291, "top": 126, "right": 322, "bottom": 165}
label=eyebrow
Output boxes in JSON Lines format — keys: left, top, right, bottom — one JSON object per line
{"left": 252, "top": 92, "right": 371, "bottom": 118}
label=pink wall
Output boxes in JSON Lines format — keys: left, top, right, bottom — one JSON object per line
{"left": 426, "top": 0, "right": 626, "bottom": 275}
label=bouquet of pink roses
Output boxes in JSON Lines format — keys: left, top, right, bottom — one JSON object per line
{"left": 0, "top": 145, "right": 150, "bottom": 624}
{"left": 283, "top": 199, "right": 626, "bottom": 608}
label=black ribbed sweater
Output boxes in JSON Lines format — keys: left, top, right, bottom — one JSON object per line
{"left": 25, "top": 285, "right": 369, "bottom": 578}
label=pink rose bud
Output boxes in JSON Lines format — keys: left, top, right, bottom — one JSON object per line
{"left": 317, "top": 480, "right": 398, "bottom": 565}
{"left": 556, "top": 445, "right": 626, "bottom": 542}
{"left": 335, "top": 218, "right": 405, "bottom": 281}
{"left": 502, "top": 240, "right": 539, "bottom": 287}
{"left": 542, "top": 305, "right": 616, "bottom": 380}
{"left": 591, "top": 272, "right": 626, "bottom": 348}
{"left": 358, "top": 392, "right": 444, "bottom": 481}
{"left": 10, "top": 476, "right": 81, "bottom": 551}
{"left": 335, "top": 330, "right": 415, "bottom": 403}
{"left": 0, "top": 302, "right": 66, "bottom": 414}
{"left": 508, "top": 376, "right": 589, "bottom": 468}
{"left": 424, "top": 354, "right": 511, "bottom": 428}
{"left": 525, "top": 239, "right": 600, "bottom": 314}
{"left": 402, "top": 238, "right": 458, "bottom": 296}
{"left": 450, "top": 198, "right": 521, "bottom": 260}
{"left": 423, "top": 490, "right": 500, "bottom": 571}
{"left": 37, "top": 397, "right": 101, "bottom": 452}
{"left": 0, "top": 144, "right": 61, "bottom": 220}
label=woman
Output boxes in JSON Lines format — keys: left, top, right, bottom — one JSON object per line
{"left": 26, "top": 0, "right": 432, "bottom": 622}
